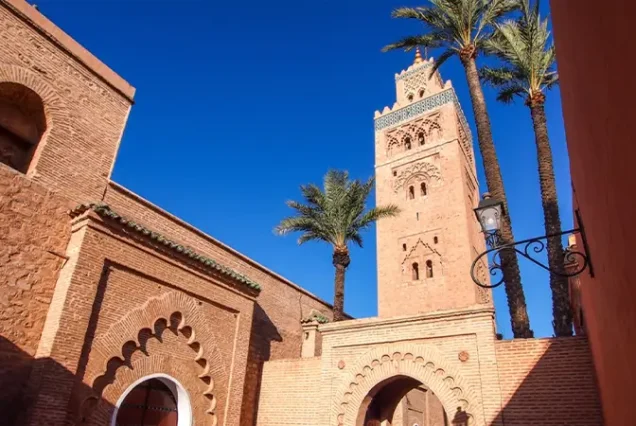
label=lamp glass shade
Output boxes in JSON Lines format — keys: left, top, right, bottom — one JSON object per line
{"left": 474, "top": 202, "right": 503, "bottom": 233}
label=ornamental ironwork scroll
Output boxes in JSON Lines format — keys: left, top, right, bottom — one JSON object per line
{"left": 471, "top": 210, "right": 594, "bottom": 289}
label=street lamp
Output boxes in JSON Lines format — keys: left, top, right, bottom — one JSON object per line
{"left": 470, "top": 193, "right": 594, "bottom": 289}
{"left": 474, "top": 193, "right": 504, "bottom": 233}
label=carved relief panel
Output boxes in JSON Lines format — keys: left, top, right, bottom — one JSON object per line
{"left": 399, "top": 236, "right": 444, "bottom": 283}
{"left": 385, "top": 112, "right": 444, "bottom": 158}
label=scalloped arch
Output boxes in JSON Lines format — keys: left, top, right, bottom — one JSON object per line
{"left": 88, "top": 292, "right": 225, "bottom": 423}
{"left": 334, "top": 343, "right": 484, "bottom": 426}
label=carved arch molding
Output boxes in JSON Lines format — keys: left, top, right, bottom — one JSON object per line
{"left": 393, "top": 161, "right": 442, "bottom": 194}
{"left": 334, "top": 344, "right": 484, "bottom": 426}
{"left": 78, "top": 291, "right": 226, "bottom": 426}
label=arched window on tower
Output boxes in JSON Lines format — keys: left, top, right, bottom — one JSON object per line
{"left": 402, "top": 243, "right": 407, "bottom": 251}
{"left": 0, "top": 82, "right": 46, "bottom": 174}
{"left": 412, "top": 263, "right": 419, "bottom": 281}
{"left": 420, "top": 182, "right": 427, "bottom": 196}
{"left": 418, "top": 131, "right": 425, "bottom": 145}
{"left": 419, "top": 89, "right": 425, "bottom": 98}
{"left": 408, "top": 186, "right": 415, "bottom": 200}
{"left": 407, "top": 93, "right": 414, "bottom": 102}
{"left": 405, "top": 137, "right": 412, "bottom": 150}
{"left": 426, "top": 260, "right": 434, "bottom": 278}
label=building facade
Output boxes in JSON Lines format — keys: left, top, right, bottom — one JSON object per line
{"left": 0, "top": 0, "right": 604, "bottom": 425}
{"left": 256, "top": 53, "right": 603, "bottom": 426}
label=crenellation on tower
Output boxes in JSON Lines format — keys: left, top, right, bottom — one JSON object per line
{"left": 374, "top": 56, "right": 491, "bottom": 318}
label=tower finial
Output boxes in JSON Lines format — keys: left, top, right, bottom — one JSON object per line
{"left": 414, "top": 47, "right": 424, "bottom": 64}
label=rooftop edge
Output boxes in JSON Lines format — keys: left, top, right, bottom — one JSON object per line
{"left": 2, "top": 0, "right": 136, "bottom": 101}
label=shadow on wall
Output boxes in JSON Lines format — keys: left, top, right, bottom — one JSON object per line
{"left": 240, "top": 303, "right": 283, "bottom": 426}
{"left": 493, "top": 336, "right": 603, "bottom": 426}
{"left": 0, "top": 335, "right": 115, "bottom": 426}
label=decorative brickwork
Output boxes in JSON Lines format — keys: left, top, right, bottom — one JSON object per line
{"left": 375, "top": 58, "right": 489, "bottom": 318}
{"left": 0, "top": 4, "right": 605, "bottom": 426}
{"left": 86, "top": 291, "right": 224, "bottom": 424}
{"left": 0, "top": 0, "right": 132, "bottom": 202}
{"left": 334, "top": 344, "right": 482, "bottom": 426}
{"left": 0, "top": 163, "right": 71, "bottom": 424}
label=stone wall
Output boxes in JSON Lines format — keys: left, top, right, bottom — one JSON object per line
{"left": 102, "top": 183, "right": 335, "bottom": 425}
{"left": 256, "top": 357, "right": 322, "bottom": 425}
{"left": 495, "top": 336, "right": 603, "bottom": 425}
{"left": 0, "top": 163, "right": 72, "bottom": 424}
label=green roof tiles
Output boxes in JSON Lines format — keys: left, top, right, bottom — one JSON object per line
{"left": 70, "top": 203, "right": 261, "bottom": 292}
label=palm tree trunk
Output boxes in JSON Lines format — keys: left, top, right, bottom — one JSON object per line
{"left": 461, "top": 52, "right": 533, "bottom": 338}
{"left": 528, "top": 95, "right": 572, "bottom": 337}
{"left": 332, "top": 249, "right": 350, "bottom": 322}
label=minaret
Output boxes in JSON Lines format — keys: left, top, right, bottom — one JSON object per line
{"left": 374, "top": 52, "right": 492, "bottom": 318}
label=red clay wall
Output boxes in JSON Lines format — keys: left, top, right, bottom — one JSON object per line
{"left": 50, "top": 214, "right": 256, "bottom": 426}
{"left": 495, "top": 337, "right": 602, "bottom": 425}
{"left": 0, "top": 0, "right": 132, "bottom": 203}
{"left": 549, "top": 2, "right": 636, "bottom": 425}
{"left": 0, "top": 163, "right": 71, "bottom": 424}
{"left": 102, "top": 183, "right": 335, "bottom": 425}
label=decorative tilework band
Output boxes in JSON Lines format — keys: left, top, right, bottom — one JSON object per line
{"left": 375, "top": 90, "right": 455, "bottom": 131}
{"left": 374, "top": 89, "right": 473, "bottom": 142}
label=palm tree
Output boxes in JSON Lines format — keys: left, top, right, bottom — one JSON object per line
{"left": 275, "top": 170, "right": 400, "bottom": 321}
{"left": 480, "top": 0, "right": 571, "bottom": 336}
{"left": 383, "top": 0, "right": 533, "bottom": 338}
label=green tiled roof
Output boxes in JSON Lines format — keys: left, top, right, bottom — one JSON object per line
{"left": 70, "top": 203, "right": 261, "bottom": 292}
{"left": 301, "top": 310, "right": 330, "bottom": 324}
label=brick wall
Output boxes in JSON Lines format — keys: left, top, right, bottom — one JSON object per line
{"left": 256, "top": 357, "right": 322, "bottom": 425}
{"left": 0, "top": 163, "right": 71, "bottom": 424}
{"left": 495, "top": 336, "right": 603, "bottom": 425}
{"left": 21, "top": 209, "right": 256, "bottom": 425}
{"left": 0, "top": 0, "right": 132, "bottom": 203}
{"left": 102, "top": 183, "right": 335, "bottom": 425}
{"left": 374, "top": 67, "right": 490, "bottom": 318}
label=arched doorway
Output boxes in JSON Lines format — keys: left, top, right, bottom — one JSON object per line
{"left": 357, "top": 375, "right": 448, "bottom": 426}
{"left": 111, "top": 374, "right": 192, "bottom": 426}
{"left": 335, "top": 344, "right": 481, "bottom": 426}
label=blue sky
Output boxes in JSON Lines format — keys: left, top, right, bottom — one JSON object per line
{"left": 37, "top": 0, "right": 570, "bottom": 338}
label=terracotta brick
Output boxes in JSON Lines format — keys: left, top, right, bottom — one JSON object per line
{"left": 0, "top": 4, "right": 605, "bottom": 426}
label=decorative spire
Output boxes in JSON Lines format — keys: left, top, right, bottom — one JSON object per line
{"left": 414, "top": 47, "right": 424, "bottom": 64}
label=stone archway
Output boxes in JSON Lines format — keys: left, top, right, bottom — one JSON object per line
{"left": 334, "top": 344, "right": 484, "bottom": 426}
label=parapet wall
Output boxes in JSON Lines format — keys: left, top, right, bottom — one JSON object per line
{"left": 495, "top": 336, "right": 603, "bottom": 425}
{"left": 256, "top": 357, "right": 322, "bottom": 426}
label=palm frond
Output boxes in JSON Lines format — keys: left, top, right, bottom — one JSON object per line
{"left": 481, "top": 0, "right": 558, "bottom": 102}
{"left": 479, "top": 65, "right": 516, "bottom": 86}
{"left": 355, "top": 205, "right": 401, "bottom": 230}
{"left": 429, "top": 48, "right": 457, "bottom": 80}
{"left": 382, "top": 34, "right": 445, "bottom": 53}
{"left": 275, "top": 170, "right": 400, "bottom": 251}
{"left": 496, "top": 85, "right": 526, "bottom": 103}
{"left": 385, "top": 0, "right": 517, "bottom": 66}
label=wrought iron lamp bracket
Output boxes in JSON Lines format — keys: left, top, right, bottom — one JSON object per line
{"left": 471, "top": 210, "right": 594, "bottom": 289}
